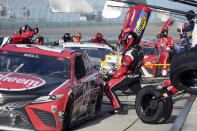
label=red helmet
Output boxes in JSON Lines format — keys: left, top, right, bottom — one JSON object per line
{"left": 19, "top": 24, "right": 31, "bottom": 34}
{"left": 120, "top": 31, "right": 138, "bottom": 51}
{"left": 77, "top": 33, "right": 82, "bottom": 39}
{"left": 96, "top": 33, "right": 103, "bottom": 39}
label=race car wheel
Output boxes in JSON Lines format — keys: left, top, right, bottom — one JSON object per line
{"left": 155, "top": 60, "right": 162, "bottom": 77}
{"left": 94, "top": 92, "right": 103, "bottom": 117}
{"left": 135, "top": 86, "right": 173, "bottom": 124}
{"left": 170, "top": 48, "right": 197, "bottom": 94}
{"left": 62, "top": 95, "right": 74, "bottom": 131}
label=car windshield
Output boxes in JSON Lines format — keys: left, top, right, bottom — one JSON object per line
{"left": 67, "top": 47, "right": 114, "bottom": 61}
{"left": 143, "top": 47, "right": 156, "bottom": 55}
{"left": 0, "top": 51, "right": 71, "bottom": 79}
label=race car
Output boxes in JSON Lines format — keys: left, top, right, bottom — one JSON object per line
{"left": 140, "top": 41, "right": 161, "bottom": 77}
{"left": 0, "top": 44, "right": 103, "bottom": 130}
{"left": 60, "top": 42, "right": 114, "bottom": 70}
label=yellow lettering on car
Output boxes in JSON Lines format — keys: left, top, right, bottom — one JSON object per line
{"left": 136, "top": 12, "right": 148, "bottom": 36}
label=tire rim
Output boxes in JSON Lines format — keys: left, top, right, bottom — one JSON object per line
{"left": 140, "top": 93, "right": 158, "bottom": 116}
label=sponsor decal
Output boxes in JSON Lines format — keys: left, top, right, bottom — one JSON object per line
{"left": 51, "top": 105, "right": 57, "bottom": 113}
{"left": 24, "top": 53, "right": 40, "bottom": 58}
{"left": 167, "top": 22, "right": 173, "bottom": 30}
{"left": 57, "top": 111, "right": 64, "bottom": 123}
{"left": 136, "top": 11, "right": 148, "bottom": 37}
{"left": 0, "top": 72, "right": 45, "bottom": 91}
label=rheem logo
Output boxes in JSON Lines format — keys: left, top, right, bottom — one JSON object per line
{"left": 0, "top": 73, "right": 46, "bottom": 91}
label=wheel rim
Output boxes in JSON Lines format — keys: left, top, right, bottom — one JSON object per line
{"left": 140, "top": 94, "right": 158, "bottom": 116}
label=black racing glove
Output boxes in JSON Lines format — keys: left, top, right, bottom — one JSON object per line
{"left": 34, "top": 27, "right": 39, "bottom": 34}
{"left": 177, "top": 28, "right": 181, "bottom": 32}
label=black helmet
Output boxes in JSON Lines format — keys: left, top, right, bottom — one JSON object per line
{"left": 63, "top": 33, "right": 72, "bottom": 42}
{"left": 34, "top": 27, "right": 39, "bottom": 34}
{"left": 185, "top": 10, "right": 195, "bottom": 21}
{"left": 161, "top": 29, "right": 168, "bottom": 38}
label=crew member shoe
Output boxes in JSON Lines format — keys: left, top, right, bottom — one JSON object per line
{"left": 108, "top": 106, "right": 128, "bottom": 115}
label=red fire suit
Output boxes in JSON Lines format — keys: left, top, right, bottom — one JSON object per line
{"left": 91, "top": 37, "right": 109, "bottom": 45}
{"left": 104, "top": 45, "right": 144, "bottom": 110}
{"left": 10, "top": 31, "right": 35, "bottom": 44}
{"left": 163, "top": 79, "right": 179, "bottom": 94}
{"left": 157, "top": 37, "right": 174, "bottom": 74}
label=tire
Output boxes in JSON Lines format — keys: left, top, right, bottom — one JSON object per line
{"left": 94, "top": 91, "right": 103, "bottom": 117}
{"left": 155, "top": 60, "right": 162, "bottom": 77}
{"left": 135, "top": 86, "right": 173, "bottom": 124}
{"left": 62, "top": 95, "right": 74, "bottom": 131}
{"left": 170, "top": 48, "right": 197, "bottom": 94}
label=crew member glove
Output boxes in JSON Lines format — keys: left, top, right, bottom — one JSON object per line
{"left": 177, "top": 28, "right": 181, "bottom": 32}
{"left": 34, "top": 27, "right": 39, "bottom": 34}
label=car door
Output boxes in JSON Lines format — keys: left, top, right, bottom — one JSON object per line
{"left": 82, "top": 56, "right": 101, "bottom": 114}
{"left": 72, "top": 54, "right": 88, "bottom": 118}
{"left": 72, "top": 53, "right": 99, "bottom": 118}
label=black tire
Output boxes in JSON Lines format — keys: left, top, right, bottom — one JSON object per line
{"left": 155, "top": 60, "right": 162, "bottom": 77}
{"left": 135, "top": 86, "right": 173, "bottom": 124}
{"left": 62, "top": 95, "right": 74, "bottom": 131}
{"left": 170, "top": 48, "right": 197, "bottom": 94}
{"left": 94, "top": 92, "right": 103, "bottom": 117}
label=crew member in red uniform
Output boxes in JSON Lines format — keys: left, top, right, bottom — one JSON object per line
{"left": 90, "top": 33, "right": 109, "bottom": 45}
{"left": 160, "top": 79, "right": 179, "bottom": 98}
{"left": 73, "top": 33, "right": 82, "bottom": 42}
{"left": 10, "top": 25, "right": 40, "bottom": 45}
{"left": 157, "top": 29, "right": 174, "bottom": 76}
{"left": 104, "top": 5, "right": 151, "bottom": 114}
{"left": 104, "top": 31, "right": 144, "bottom": 114}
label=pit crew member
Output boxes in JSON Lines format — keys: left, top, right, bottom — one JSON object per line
{"left": 73, "top": 33, "right": 82, "bottom": 42}
{"left": 10, "top": 25, "right": 40, "bottom": 45}
{"left": 104, "top": 31, "right": 144, "bottom": 114}
{"left": 50, "top": 33, "right": 73, "bottom": 46}
{"left": 157, "top": 29, "right": 174, "bottom": 76}
{"left": 104, "top": 5, "right": 151, "bottom": 114}
{"left": 90, "top": 33, "right": 109, "bottom": 45}
{"left": 177, "top": 10, "right": 196, "bottom": 47}
{"left": 160, "top": 79, "right": 180, "bottom": 98}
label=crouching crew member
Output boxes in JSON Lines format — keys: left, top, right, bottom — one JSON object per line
{"left": 104, "top": 5, "right": 152, "bottom": 114}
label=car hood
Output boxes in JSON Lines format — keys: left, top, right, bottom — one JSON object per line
{"left": 0, "top": 72, "right": 68, "bottom": 94}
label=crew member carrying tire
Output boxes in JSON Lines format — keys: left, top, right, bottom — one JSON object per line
{"left": 170, "top": 47, "right": 197, "bottom": 94}
{"left": 104, "top": 5, "right": 152, "bottom": 115}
